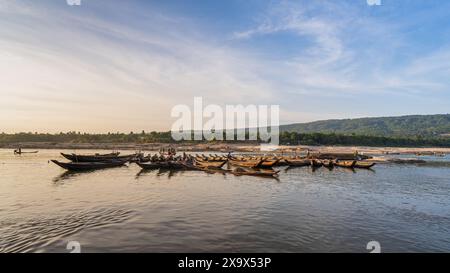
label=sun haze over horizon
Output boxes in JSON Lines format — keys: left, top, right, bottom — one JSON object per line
{"left": 1, "top": 0, "right": 450, "bottom": 133}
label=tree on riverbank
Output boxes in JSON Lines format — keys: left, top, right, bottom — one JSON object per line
{"left": 1, "top": 131, "right": 449, "bottom": 147}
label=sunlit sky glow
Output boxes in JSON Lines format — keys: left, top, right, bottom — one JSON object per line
{"left": 1, "top": 0, "right": 449, "bottom": 133}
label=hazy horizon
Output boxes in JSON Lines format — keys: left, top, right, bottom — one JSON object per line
{"left": 0, "top": 113, "right": 448, "bottom": 134}
{"left": 1, "top": 0, "right": 450, "bottom": 133}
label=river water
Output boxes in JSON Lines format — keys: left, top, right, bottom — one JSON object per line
{"left": 1, "top": 149, "right": 449, "bottom": 253}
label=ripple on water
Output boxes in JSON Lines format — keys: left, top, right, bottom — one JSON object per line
{"left": 0, "top": 207, "right": 135, "bottom": 253}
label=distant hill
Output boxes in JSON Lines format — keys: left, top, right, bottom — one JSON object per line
{"left": 280, "top": 114, "right": 450, "bottom": 138}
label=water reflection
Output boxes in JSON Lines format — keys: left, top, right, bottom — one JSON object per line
{"left": 53, "top": 170, "right": 95, "bottom": 184}
{"left": 136, "top": 168, "right": 188, "bottom": 179}
{"left": 135, "top": 168, "right": 193, "bottom": 180}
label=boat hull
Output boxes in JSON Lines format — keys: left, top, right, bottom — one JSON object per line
{"left": 195, "top": 160, "right": 227, "bottom": 169}
{"left": 51, "top": 160, "right": 127, "bottom": 171}
{"left": 334, "top": 160, "right": 357, "bottom": 168}
{"left": 354, "top": 162, "right": 376, "bottom": 169}
{"left": 61, "top": 153, "right": 138, "bottom": 162}
{"left": 285, "top": 159, "right": 310, "bottom": 167}
{"left": 136, "top": 161, "right": 186, "bottom": 170}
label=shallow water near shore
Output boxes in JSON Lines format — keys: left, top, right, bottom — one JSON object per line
{"left": 1, "top": 149, "right": 450, "bottom": 253}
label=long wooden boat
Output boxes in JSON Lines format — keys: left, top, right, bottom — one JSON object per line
{"left": 354, "top": 161, "right": 376, "bottom": 169}
{"left": 314, "top": 153, "right": 371, "bottom": 160}
{"left": 259, "top": 159, "right": 280, "bottom": 168}
{"left": 14, "top": 150, "right": 39, "bottom": 154}
{"left": 136, "top": 162, "right": 162, "bottom": 170}
{"left": 228, "top": 159, "right": 264, "bottom": 168}
{"left": 195, "top": 157, "right": 227, "bottom": 162}
{"left": 51, "top": 159, "right": 127, "bottom": 171}
{"left": 195, "top": 160, "right": 227, "bottom": 169}
{"left": 136, "top": 161, "right": 186, "bottom": 170}
{"left": 271, "top": 158, "right": 288, "bottom": 166}
{"left": 415, "top": 152, "right": 434, "bottom": 156}
{"left": 231, "top": 167, "right": 280, "bottom": 177}
{"left": 334, "top": 160, "right": 357, "bottom": 168}
{"left": 61, "top": 152, "right": 139, "bottom": 162}
{"left": 284, "top": 159, "right": 310, "bottom": 167}
{"left": 177, "top": 162, "right": 225, "bottom": 172}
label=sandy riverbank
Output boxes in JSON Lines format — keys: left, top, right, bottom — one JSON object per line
{"left": 1, "top": 142, "right": 450, "bottom": 155}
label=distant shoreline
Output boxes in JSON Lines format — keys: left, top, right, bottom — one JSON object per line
{"left": 1, "top": 142, "right": 450, "bottom": 155}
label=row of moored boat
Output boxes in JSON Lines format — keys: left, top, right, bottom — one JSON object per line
{"left": 51, "top": 152, "right": 376, "bottom": 177}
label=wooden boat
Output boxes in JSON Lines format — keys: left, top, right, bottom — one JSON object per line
{"left": 274, "top": 158, "right": 289, "bottom": 166}
{"left": 228, "top": 159, "right": 264, "bottom": 168}
{"left": 177, "top": 162, "right": 225, "bottom": 172}
{"left": 196, "top": 157, "right": 226, "bottom": 162}
{"left": 61, "top": 152, "right": 139, "bottom": 162}
{"left": 284, "top": 159, "right": 310, "bottom": 167}
{"left": 415, "top": 152, "right": 434, "bottom": 156}
{"left": 195, "top": 160, "right": 227, "bottom": 169}
{"left": 334, "top": 160, "right": 357, "bottom": 168}
{"left": 258, "top": 159, "right": 280, "bottom": 168}
{"left": 231, "top": 167, "right": 280, "bottom": 177}
{"left": 321, "top": 160, "right": 334, "bottom": 168}
{"left": 93, "top": 152, "right": 120, "bottom": 156}
{"left": 14, "top": 150, "right": 39, "bottom": 155}
{"left": 354, "top": 161, "right": 376, "bottom": 169}
{"left": 138, "top": 155, "right": 152, "bottom": 163}
{"left": 51, "top": 159, "right": 127, "bottom": 171}
{"left": 136, "top": 162, "right": 163, "bottom": 170}
{"left": 310, "top": 159, "right": 323, "bottom": 168}
{"left": 314, "top": 153, "right": 371, "bottom": 160}
{"left": 136, "top": 161, "right": 185, "bottom": 170}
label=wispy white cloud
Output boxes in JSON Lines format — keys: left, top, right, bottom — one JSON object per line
{"left": 0, "top": 0, "right": 449, "bottom": 133}
{"left": 233, "top": 0, "right": 450, "bottom": 97}
{"left": 0, "top": 1, "right": 277, "bottom": 132}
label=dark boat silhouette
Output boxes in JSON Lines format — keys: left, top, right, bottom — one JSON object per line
{"left": 51, "top": 159, "right": 127, "bottom": 171}
{"left": 60, "top": 152, "right": 140, "bottom": 162}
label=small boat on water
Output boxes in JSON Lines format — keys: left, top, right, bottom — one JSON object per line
{"left": 194, "top": 160, "right": 227, "bottom": 169}
{"left": 314, "top": 153, "right": 372, "bottom": 160}
{"left": 136, "top": 162, "right": 165, "bottom": 170}
{"left": 354, "top": 161, "right": 376, "bottom": 169}
{"left": 228, "top": 159, "right": 264, "bottom": 168}
{"left": 51, "top": 159, "right": 127, "bottom": 171}
{"left": 136, "top": 161, "right": 186, "bottom": 170}
{"left": 334, "top": 160, "right": 357, "bottom": 168}
{"left": 415, "top": 152, "right": 434, "bottom": 156}
{"left": 231, "top": 167, "right": 280, "bottom": 177}
{"left": 179, "top": 162, "right": 227, "bottom": 172}
{"left": 61, "top": 152, "right": 140, "bottom": 162}
{"left": 284, "top": 159, "right": 310, "bottom": 167}
{"left": 14, "top": 150, "right": 39, "bottom": 155}
{"left": 259, "top": 159, "right": 280, "bottom": 168}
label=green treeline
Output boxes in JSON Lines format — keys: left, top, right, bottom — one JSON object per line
{"left": 1, "top": 131, "right": 449, "bottom": 147}
{"left": 280, "top": 114, "right": 450, "bottom": 138}
{"left": 278, "top": 132, "right": 450, "bottom": 147}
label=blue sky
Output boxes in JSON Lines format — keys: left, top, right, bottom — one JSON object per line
{"left": 1, "top": 0, "right": 449, "bottom": 132}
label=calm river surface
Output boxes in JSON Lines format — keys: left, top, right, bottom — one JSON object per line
{"left": 1, "top": 149, "right": 450, "bottom": 253}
